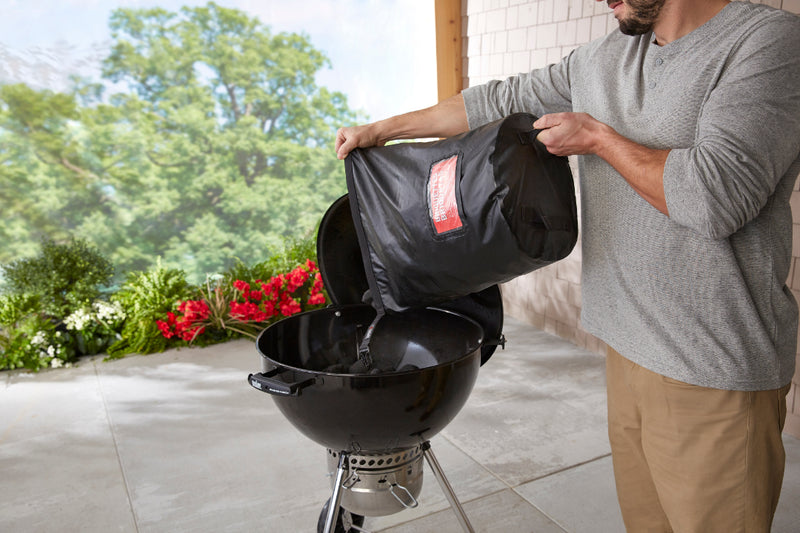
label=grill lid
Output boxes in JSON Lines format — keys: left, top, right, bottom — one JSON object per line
{"left": 316, "top": 194, "right": 504, "bottom": 364}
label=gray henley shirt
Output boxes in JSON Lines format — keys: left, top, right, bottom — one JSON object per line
{"left": 463, "top": 2, "right": 800, "bottom": 390}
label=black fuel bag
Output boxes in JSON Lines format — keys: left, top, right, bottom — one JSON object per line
{"left": 344, "top": 112, "right": 578, "bottom": 314}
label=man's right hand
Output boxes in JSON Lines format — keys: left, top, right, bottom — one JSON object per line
{"left": 335, "top": 124, "right": 382, "bottom": 160}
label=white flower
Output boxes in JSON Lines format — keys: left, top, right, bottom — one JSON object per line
{"left": 93, "top": 300, "right": 126, "bottom": 322}
{"left": 31, "top": 331, "right": 47, "bottom": 346}
{"left": 64, "top": 308, "right": 92, "bottom": 331}
{"left": 50, "top": 358, "right": 64, "bottom": 368}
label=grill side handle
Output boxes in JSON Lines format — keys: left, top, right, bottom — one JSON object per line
{"left": 248, "top": 368, "right": 316, "bottom": 397}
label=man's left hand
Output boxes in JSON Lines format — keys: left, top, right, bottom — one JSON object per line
{"left": 533, "top": 112, "right": 604, "bottom": 156}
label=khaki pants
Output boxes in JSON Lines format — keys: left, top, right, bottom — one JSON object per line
{"left": 606, "top": 348, "right": 790, "bottom": 533}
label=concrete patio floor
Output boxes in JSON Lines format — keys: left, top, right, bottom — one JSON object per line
{"left": 2, "top": 316, "right": 798, "bottom": 532}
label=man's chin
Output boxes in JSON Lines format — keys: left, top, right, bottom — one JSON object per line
{"left": 618, "top": 19, "right": 653, "bottom": 36}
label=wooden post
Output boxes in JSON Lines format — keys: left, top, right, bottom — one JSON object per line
{"left": 435, "top": 0, "right": 462, "bottom": 102}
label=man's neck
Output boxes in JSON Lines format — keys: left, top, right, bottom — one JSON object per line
{"left": 652, "top": 0, "right": 731, "bottom": 45}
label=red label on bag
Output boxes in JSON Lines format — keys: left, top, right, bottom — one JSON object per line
{"left": 428, "top": 155, "right": 462, "bottom": 234}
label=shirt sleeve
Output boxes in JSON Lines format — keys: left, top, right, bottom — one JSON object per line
{"left": 663, "top": 15, "right": 800, "bottom": 239}
{"left": 462, "top": 49, "right": 577, "bottom": 130}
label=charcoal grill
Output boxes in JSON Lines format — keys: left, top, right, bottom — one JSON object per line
{"left": 248, "top": 195, "right": 504, "bottom": 532}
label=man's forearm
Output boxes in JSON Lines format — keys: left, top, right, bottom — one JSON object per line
{"left": 336, "top": 93, "right": 469, "bottom": 159}
{"left": 372, "top": 93, "right": 470, "bottom": 143}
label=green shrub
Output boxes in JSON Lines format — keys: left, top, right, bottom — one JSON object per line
{"left": 0, "top": 238, "right": 119, "bottom": 371}
{"left": 1, "top": 238, "right": 113, "bottom": 316}
{"left": 106, "top": 261, "right": 194, "bottom": 358}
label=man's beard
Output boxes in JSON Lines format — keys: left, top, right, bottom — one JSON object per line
{"left": 613, "top": 0, "right": 666, "bottom": 36}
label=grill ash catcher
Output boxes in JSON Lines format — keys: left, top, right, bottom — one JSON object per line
{"left": 248, "top": 114, "right": 576, "bottom": 532}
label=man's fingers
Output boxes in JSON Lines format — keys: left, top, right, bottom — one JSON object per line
{"left": 533, "top": 113, "right": 564, "bottom": 130}
{"left": 535, "top": 129, "right": 550, "bottom": 146}
{"left": 336, "top": 141, "right": 351, "bottom": 160}
{"left": 335, "top": 129, "right": 355, "bottom": 159}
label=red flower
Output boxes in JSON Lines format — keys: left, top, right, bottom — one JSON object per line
{"left": 286, "top": 266, "right": 310, "bottom": 292}
{"left": 279, "top": 294, "right": 302, "bottom": 317}
{"left": 312, "top": 272, "right": 324, "bottom": 292}
{"left": 233, "top": 280, "right": 250, "bottom": 294}
{"left": 248, "top": 290, "right": 262, "bottom": 301}
{"left": 230, "top": 300, "right": 275, "bottom": 323}
{"left": 178, "top": 325, "right": 205, "bottom": 342}
{"left": 261, "top": 277, "right": 282, "bottom": 299}
{"left": 156, "top": 320, "right": 174, "bottom": 339}
{"left": 178, "top": 300, "right": 210, "bottom": 321}
{"left": 229, "top": 301, "right": 249, "bottom": 320}
{"left": 308, "top": 292, "right": 326, "bottom": 306}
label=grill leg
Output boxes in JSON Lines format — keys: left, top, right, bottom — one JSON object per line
{"left": 323, "top": 452, "right": 350, "bottom": 533}
{"left": 421, "top": 441, "right": 475, "bottom": 533}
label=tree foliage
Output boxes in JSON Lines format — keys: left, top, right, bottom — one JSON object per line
{"left": 0, "top": 2, "right": 359, "bottom": 283}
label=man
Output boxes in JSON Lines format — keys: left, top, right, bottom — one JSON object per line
{"left": 336, "top": 1, "right": 800, "bottom": 531}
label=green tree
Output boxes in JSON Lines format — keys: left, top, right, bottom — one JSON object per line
{"left": 0, "top": 2, "right": 359, "bottom": 283}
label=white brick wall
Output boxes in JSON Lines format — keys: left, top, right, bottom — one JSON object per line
{"left": 464, "top": 0, "right": 616, "bottom": 85}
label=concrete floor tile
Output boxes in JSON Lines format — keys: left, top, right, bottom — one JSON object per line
{"left": 0, "top": 368, "right": 135, "bottom": 533}
{"left": 442, "top": 396, "right": 610, "bottom": 487}
{"left": 0, "top": 435, "right": 137, "bottom": 533}
{"left": 475, "top": 319, "right": 608, "bottom": 409}
{"left": 1, "top": 368, "right": 108, "bottom": 443}
{"left": 515, "top": 456, "right": 623, "bottom": 533}
{"left": 376, "top": 489, "right": 566, "bottom": 533}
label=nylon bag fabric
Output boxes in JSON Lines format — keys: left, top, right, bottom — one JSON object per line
{"left": 344, "top": 112, "right": 578, "bottom": 314}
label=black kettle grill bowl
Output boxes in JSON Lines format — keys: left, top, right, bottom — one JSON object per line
{"left": 253, "top": 304, "right": 483, "bottom": 452}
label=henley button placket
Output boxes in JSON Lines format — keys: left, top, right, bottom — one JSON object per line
{"left": 648, "top": 57, "right": 664, "bottom": 89}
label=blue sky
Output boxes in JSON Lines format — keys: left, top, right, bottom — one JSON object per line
{"left": 0, "top": 0, "right": 438, "bottom": 121}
